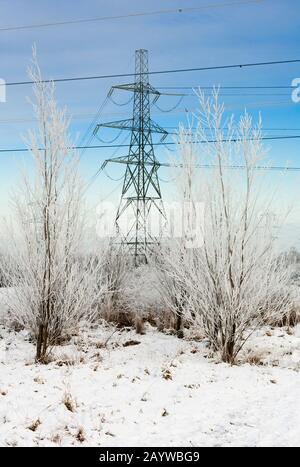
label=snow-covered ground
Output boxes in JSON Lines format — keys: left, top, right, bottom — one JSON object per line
{"left": 0, "top": 322, "right": 299, "bottom": 447}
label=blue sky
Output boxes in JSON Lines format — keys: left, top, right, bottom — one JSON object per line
{"left": 0, "top": 0, "right": 300, "bottom": 246}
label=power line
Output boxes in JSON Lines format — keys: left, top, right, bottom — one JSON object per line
{"left": 2, "top": 59, "right": 300, "bottom": 88}
{"left": 166, "top": 92, "right": 293, "bottom": 96}
{"left": 158, "top": 85, "right": 294, "bottom": 90}
{"left": 1, "top": 105, "right": 298, "bottom": 126}
{"left": 0, "top": 1, "right": 263, "bottom": 33}
{"left": 84, "top": 162, "right": 300, "bottom": 196}
{"left": 165, "top": 164, "right": 300, "bottom": 172}
{"left": 1, "top": 134, "right": 300, "bottom": 154}
{"left": 190, "top": 92, "right": 293, "bottom": 96}
{"left": 164, "top": 129, "right": 300, "bottom": 136}
{"left": 86, "top": 160, "right": 300, "bottom": 195}
{"left": 83, "top": 132, "right": 130, "bottom": 194}
{"left": 1, "top": 100, "right": 298, "bottom": 127}
{"left": 85, "top": 160, "right": 300, "bottom": 197}
{"left": 164, "top": 126, "right": 300, "bottom": 131}
{"left": 89, "top": 135, "right": 300, "bottom": 145}
{"left": 78, "top": 96, "right": 110, "bottom": 161}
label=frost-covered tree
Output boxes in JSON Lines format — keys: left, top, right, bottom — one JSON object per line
{"left": 158, "top": 91, "right": 293, "bottom": 363}
{"left": 1, "top": 50, "right": 106, "bottom": 362}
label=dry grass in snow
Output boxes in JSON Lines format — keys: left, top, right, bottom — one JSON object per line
{"left": 0, "top": 322, "right": 299, "bottom": 447}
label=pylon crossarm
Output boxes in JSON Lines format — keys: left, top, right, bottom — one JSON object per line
{"left": 96, "top": 119, "right": 133, "bottom": 132}
{"left": 111, "top": 83, "right": 160, "bottom": 97}
{"left": 97, "top": 118, "right": 168, "bottom": 137}
{"left": 104, "top": 157, "right": 161, "bottom": 168}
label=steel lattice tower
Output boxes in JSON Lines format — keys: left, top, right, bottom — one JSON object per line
{"left": 95, "top": 50, "right": 168, "bottom": 264}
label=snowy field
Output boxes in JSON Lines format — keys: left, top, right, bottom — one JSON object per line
{"left": 0, "top": 322, "right": 299, "bottom": 447}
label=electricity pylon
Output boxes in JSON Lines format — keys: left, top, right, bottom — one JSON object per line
{"left": 95, "top": 49, "right": 168, "bottom": 265}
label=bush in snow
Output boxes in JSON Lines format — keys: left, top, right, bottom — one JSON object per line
{"left": 99, "top": 245, "right": 132, "bottom": 327}
{"left": 100, "top": 246, "right": 164, "bottom": 333}
{"left": 121, "top": 264, "right": 164, "bottom": 332}
{"left": 157, "top": 91, "right": 294, "bottom": 363}
{"left": 0, "top": 50, "right": 106, "bottom": 362}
